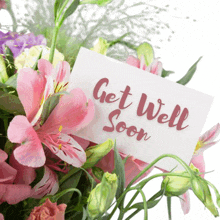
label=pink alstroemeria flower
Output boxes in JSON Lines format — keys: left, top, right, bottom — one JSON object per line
{"left": 0, "top": 213, "right": 4, "bottom": 220}
{"left": 179, "top": 123, "right": 220, "bottom": 214}
{"left": 7, "top": 59, "right": 95, "bottom": 168}
{"left": 126, "top": 55, "right": 163, "bottom": 76}
{"left": 0, "top": 149, "right": 33, "bottom": 204}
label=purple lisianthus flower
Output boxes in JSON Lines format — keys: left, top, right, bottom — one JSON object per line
{"left": 0, "top": 31, "right": 47, "bottom": 58}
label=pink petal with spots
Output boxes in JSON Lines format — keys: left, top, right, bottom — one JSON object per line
{"left": 0, "top": 184, "right": 33, "bottom": 204}
{"left": 7, "top": 115, "right": 46, "bottom": 167}
{"left": 40, "top": 88, "right": 94, "bottom": 134}
{"left": 180, "top": 191, "right": 190, "bottom": 214}
{"left": 32, "top": 166, "right": 59, "bottom": 199}
{"left": 126, "top": 55, "right": 140, "bottom": 68}
{"left": 17, "top": 68, "right": 46, "bottom": 122}
{"left": 44, "top": 134, "right": 86, "bottom": 167}
{"left": 55, "top": 61, "right": 70, "bottom": 83}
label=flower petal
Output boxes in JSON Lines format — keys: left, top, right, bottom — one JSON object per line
{"left": 200, "top": 123, "right": 220, "bottom": 144}
{"left": 180, "top": 191, "right": 190, "bottom": 215}
{"left": 9, "top": 151, "right": 36, "bottom": 185}
{"left": 0, "top": 149, "right": 7, "bottom": 163}
{"left": 0, "top": 162, "right": 17, "bottom": 184}
{"left": 38, "top": 59, "right": 54, "bottom": 78}
{"left": 0, "top": 184, "right": 33, "bottom": 204}
{"left": 44, "top": 134, "right": 86, "bottom": 167}
{"left": 17, "top": 68, "right": 46, "bottom": 122}
{"left": 40, "top": 88, "right": 94, "bottom": 134}
{"left": 70, "top": 135, "right": 90, "bottom": 150}
{"left": 146, "top": 58, "right": 163, "bottom": 76}
{"left": 8, "top": 115, "right": 46, "bottom": 167}
{"left": 126, "top": 55, "right": 140, "bottom": 68}
{"left": 0, "top": 213, "right": 4, "bottom": 220}
{"left": 55, "top": 61, "right": 70, "bottom": 84}
{"left": 190, "top": 153, "right": 205, "bottom": 178}
{"left": 32, "top": 166, "right": 59, "bottom": 199}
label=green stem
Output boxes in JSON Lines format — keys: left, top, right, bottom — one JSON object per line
{"left": 126, "top": 154, "right": 193, "bottom": 190}
{"left": 59, "top": 167, "right": 79, "bottom": 185}
{"left": 124, "top": 209, "right": 141, "bottom": 220}
{"left": 56, "top": 0, "right": 70, "bottom": 22}
{"left": 167, "top": 197, "right": 172, "bottom": 220}
{"left": 117, "top": 41, "right": 137, "bottom": 51}
{"left": 48, "top": 25, "right": 60, "bottom": 64}
{"left": 108, "top": 33, "right": 131, "bottom": 47}
{"left": 123, "top": 172, "right": 191, "bottom": 213}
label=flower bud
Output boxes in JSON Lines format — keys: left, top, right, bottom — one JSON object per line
{"left": 191, "top": 176, "right": 219, "bottom": 217}
{"left": 90, "top": 37, "right": 109, "bottom": 55}
{"left": 161, "top": 171, "right": 191, "bottom": 197}
{"left": 83, "top": 139, "right": 114, "bottom": 169}
{"left": 136, "top": 42, "right": 154, "bottom": 66}
{"left": 87, "top": 172, "right": 118, "bottom": 219}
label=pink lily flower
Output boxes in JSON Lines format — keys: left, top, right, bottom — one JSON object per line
{"left": 0, "top": 0, "right": 6, "bottom": 10}
{"left": 180, "top": 123, "right": 220, "bottom": 214}
{"left": 7, "top": 59, "right": 95, "bottom": 168}
{"left": 126, "top": 55, "right": 163, "bottom": 76}
{"left": 0, "top": 149, "right": 33, "bottom": 204}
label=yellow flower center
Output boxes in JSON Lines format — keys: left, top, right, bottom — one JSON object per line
{"left": 194, "top": 141, "right": 204, "bottom": 154}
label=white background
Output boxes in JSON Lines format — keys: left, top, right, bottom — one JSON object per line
{"left": 1, "top": 0, "right": 220, "bottom": 219}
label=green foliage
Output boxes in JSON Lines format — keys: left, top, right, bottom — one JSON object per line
{"left": 177, "top": 56, "right": 202, "bottom": 85}
{"left": 112, "top": 141, "right": 125, "bottom": 210}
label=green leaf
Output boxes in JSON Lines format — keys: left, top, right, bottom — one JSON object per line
{"left": 40, "top": 91, "right": 68, "bottom": 125}
{"left": 137, "top": 42, "right": 154, "bottom": 66}
{"left": 60, "top": 0, "right": 80, "bottom": 26}
{"left": 32, "top": 50, "right": 43, "bottom": 71}
{"left": 0, "top": 55, "right": 8, "bottom": 83}
{"left": 162, "top": 69, "right": 174, "bottom": 78}
{"left": 0, "top": 90, "right": 25, "bottom": 115}
{"left": 4, "top": 140, "right": 14, "bottom": 155}
{"left": 176, "top": 56, "right": 202, "bottom": 85}
{"left": 113, "top": 140, "right": 125, "bottom": 210}
{"left": 4, "top": 46, "right": 16, "bottom": 78}
{"left": 5, "top": 73, "right": 18, "bottom": 89}
{"left": 54, "top": 0, "right": 65, "bottom": 21}
{"left": 58, "top": 169, "right": 82, "bottom": 205}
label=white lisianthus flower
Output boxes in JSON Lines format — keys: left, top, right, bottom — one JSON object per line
{"left": 15, "top": 45, "right": 64, "bottom": 72}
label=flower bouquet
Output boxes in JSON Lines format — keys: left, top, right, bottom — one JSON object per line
{"left": 0, "top": 0, "right": 220, "bottom": 220}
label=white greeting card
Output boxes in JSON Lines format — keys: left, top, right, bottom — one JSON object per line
{"left": 68, "top": 47, "right": 213, "bottom": 170}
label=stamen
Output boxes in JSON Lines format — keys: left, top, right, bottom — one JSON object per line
{"left": 59, "top": 125, "right": 63, "bottom": 132}
{"left": 58, "top": 144, "right": 62, "bottom": 150}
